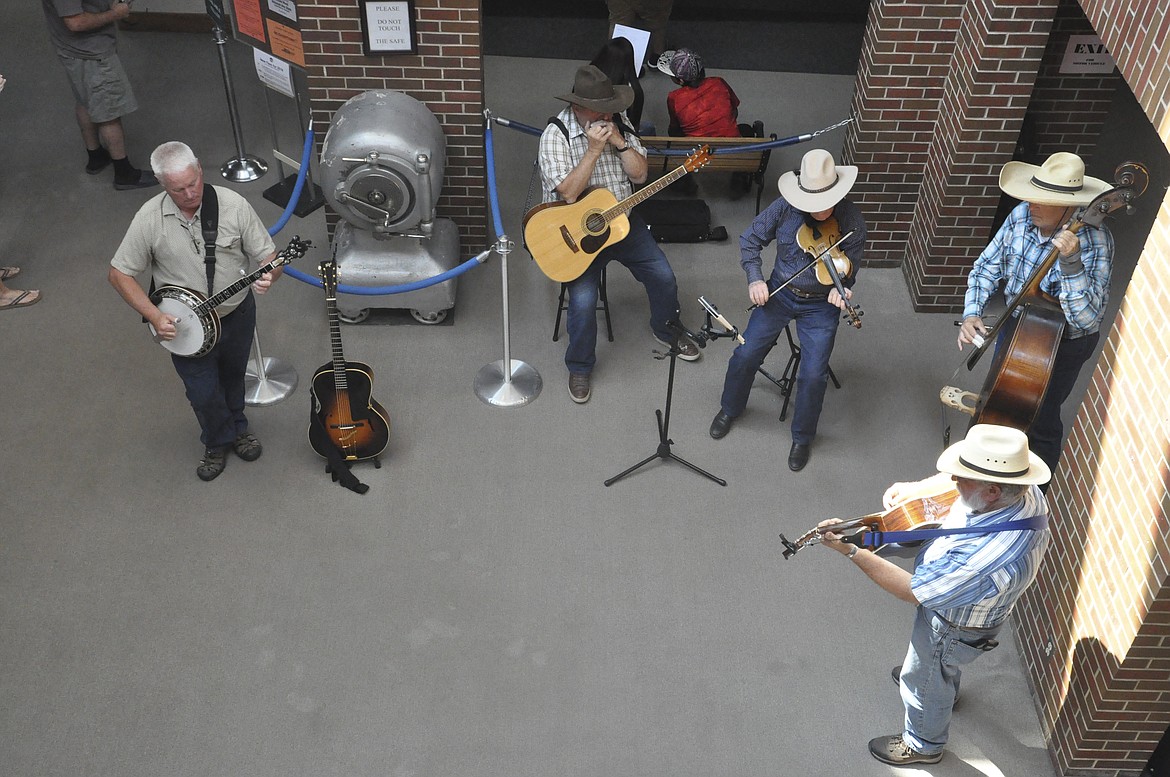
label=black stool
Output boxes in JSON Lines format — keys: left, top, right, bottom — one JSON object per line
{"left": 756, "top": 324, "right": 842, "bottom": 421}
{"left": 552, "top": 266, "right": 614, "bottom": 342}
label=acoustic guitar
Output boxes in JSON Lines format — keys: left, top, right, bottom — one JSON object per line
{"left": 148, "top": 236, "right": 311, "bottom": 357}
{"left": 307, "top": 259, "right": 390, "bottom": 462}
{"left": 523, "top": 145, "right": 711, "bottom": 283}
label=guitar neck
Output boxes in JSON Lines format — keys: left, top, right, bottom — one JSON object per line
{"left": 324, "top": 291, "right": 350, "bottom": 392}
{"left": 602, "top": 164, "right": 691, "bottom": 223}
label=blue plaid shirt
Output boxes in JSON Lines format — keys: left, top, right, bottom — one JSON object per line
{"left": 964, "top": 201, "right": 1114, "bottom": 338}
{"left": 739, "top": 196, "right": 866, "bottom": 295}
{"left": 910, "top": 486, "right": 1050, "bottom": 629}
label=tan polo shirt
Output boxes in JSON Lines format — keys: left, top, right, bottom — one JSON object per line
{"left": 111, "top": 185, "right": 277, "bottom": 316}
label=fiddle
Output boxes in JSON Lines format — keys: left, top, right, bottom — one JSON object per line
{"left": 796, "top": 216, "right": 863, "bottom": 329}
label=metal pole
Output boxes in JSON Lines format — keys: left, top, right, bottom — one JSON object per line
{"left": 473, "top": 235, "right": 542, "bottom": 407}
{"left": 244, "top": 328, "right": 297, "bottom": 406}
{"left": 212, "top": 25, "right": 267, "bottom": 182}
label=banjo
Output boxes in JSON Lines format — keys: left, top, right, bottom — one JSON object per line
{"left": 147, "top": 235, "right": 311, "bottom": 357}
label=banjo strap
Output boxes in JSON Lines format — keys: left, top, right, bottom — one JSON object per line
{"left": 200, "top": 183, "right": 219, "bottom": 296}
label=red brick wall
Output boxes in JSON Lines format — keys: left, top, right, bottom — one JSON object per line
{"left": 1014, "top": 0, "right": 1170, "bottom": 770}
{"left": 299, "top": 0, "right": 487, "bottom": 245}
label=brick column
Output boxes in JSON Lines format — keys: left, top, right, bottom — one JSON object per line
{"left": 843, "top": 0, "right": 965, "bottom": 270}
{"left": 902, "top": 0, "right": 1059, "bottom": 311}
{"left": 299, "top": 0, "right": 486, "bottom": 246}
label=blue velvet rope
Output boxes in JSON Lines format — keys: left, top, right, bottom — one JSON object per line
{"left": 489, "top": 114, "right": 852, "bottom": 156}
{"left": 273, "top": 125, "right": 488, "bottom": 296}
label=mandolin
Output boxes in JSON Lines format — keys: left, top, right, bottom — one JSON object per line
{"left": 523, "top": 145, "right": 711, "bottom": 283}
{"left": 307, "top": 259, "right": 390, "bottom": 463}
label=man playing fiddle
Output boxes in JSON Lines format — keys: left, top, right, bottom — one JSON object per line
{"left": 958, "top": 152, "right": 1113, "bottom": 479}
{"left": 709, "top": 148, "right": 866, "bottom": 471}
{"left": 819, "top": 423, "right": 1052, "bottom": 765}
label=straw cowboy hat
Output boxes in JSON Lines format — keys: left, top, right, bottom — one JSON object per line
{"left": 777, "top": 149, "right": 858, "bottom": 212}
{"left": 999, "top": 152, "right": 1110, "bottom": 206}
{"left": 936, "top": 424, "right": 1051, "bottom": 486}
{"left": 556, "top": 65, "right": 634, "bottom": 114}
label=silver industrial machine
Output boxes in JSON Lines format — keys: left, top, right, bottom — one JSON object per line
{"left": 319, "top": 90, "right": 461, "bottom": 324}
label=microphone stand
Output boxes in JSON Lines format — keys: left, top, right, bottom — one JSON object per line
{"left": 604, "top": 319, "right": 726, "bottom": 488}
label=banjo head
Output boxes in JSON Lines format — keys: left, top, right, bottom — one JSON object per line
{"left": 149, "top": 286, "right": 220, "bottom": 357}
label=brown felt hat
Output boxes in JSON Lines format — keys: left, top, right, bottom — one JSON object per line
{"left": 556, "top": 65, "right": 634, "bottom": 114}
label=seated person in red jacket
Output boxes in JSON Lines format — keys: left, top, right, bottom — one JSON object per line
{"left": 657, "top": 48, "right": 742, "bottom": 137}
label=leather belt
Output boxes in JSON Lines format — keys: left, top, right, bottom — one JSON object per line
{"left": 788, "top": 287, "right": 828, "bottom": 300}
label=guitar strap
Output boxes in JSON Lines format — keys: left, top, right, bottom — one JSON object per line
{"left": 200, "top": 183, "right": 219, "bottom": 296}
{"left": 860, "top": 513, "right": 1048, "bottom": 548}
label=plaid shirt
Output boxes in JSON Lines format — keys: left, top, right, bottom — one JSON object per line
{"left": 964, "top": 201, "right": 1114, "bottom": 338}
{"left": 538, "top": 106, "right": 645, "bottom": 203}
{"left": 910, "top": 486, "right": 1050, "bottom": 629}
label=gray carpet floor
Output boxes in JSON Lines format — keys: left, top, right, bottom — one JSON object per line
{"left": 6, "top": 5, "right": 1165, "bottom": 776}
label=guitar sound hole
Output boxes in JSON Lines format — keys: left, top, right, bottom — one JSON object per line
{"left": 584, "top": 212, "right": 606, "bottom": 235}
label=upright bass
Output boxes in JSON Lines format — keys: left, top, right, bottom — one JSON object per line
{"left": 941, "top": 161, "right": 1149, "bottom": 431}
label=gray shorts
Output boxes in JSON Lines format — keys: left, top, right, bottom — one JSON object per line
{"left": 58, "top": 51, "right": 138, "bottom": 124}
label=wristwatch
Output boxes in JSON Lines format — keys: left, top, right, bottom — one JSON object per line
{"left": 847, "top": 546, "right": 859, "bottom": 559}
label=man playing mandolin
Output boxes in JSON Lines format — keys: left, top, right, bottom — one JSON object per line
{"left": 820, "top": 424, "right": 1052, "bottom": 766}
{"left": 708, "top": 148, "right": 866, "bottom": 471}
{"left": 958, "top": 152, "right": 1113, "bottom": 480}
{"left": 108, "top": 141, "right": 279, "bottom": 481}
{"left": 537, "top": 64, "right": 700, "bottom": 405}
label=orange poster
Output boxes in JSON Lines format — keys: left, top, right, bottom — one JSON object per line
{"left": 232, "top": 0, "right": 267, "bottom": 44}
{"left": 267, "top": 20, "right": 306, "bottom": 69}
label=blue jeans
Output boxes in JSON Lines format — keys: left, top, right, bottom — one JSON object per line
{"left": 171, "top": 292, "right": 256, "bottom": 449}
{"left": 565, "top": 213, "right": 680, "bottom": 374}
{"left": 899, "top": 607, "right": 1000, "bottom": 754}
{"left": 718, "top": 289, "right": 840, "bottom": 443}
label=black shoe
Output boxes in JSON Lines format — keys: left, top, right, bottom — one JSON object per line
{"left": 709, "top": 411, "right": 734, "bottom": 439}
{"left": 788, "top": 442, "right": 810, "bottom": 471}
{"left": 232, "top": 431, "right": 263, "bottom": 461}
{"left": 114, "top": 168, "right": 159, "bottom": 190}
{"left": 197, "top": 447, "right": 227, "bottom": 481}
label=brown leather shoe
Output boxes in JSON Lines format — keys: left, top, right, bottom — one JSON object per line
{"left": 568, "top": 372, "right": 591, "bottom": 403}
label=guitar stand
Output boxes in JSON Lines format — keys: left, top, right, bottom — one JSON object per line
{"left": 604, "top": 336, "right": 726, "bottom": 488}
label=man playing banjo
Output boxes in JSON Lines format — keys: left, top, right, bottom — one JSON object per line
{"left": 108, "top": 141, "right": 280, "bottom": 482}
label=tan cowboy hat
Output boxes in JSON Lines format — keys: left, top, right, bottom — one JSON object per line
{"left": 556, "top": 65, "right": 634, "bottom": 114}
{"left": 936, "top": 424, "right": 1051, "bottom": 486}
{"left": 777, "top": 149, "right": 858, "bottom": 212}
{"left": 999, "top": 152, "right": 1110, "bottom": 206}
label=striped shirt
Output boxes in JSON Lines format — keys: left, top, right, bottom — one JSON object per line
{"left": 963, "top": 201, "right": 1114, "bottom": 338}
{"left": 538, "top": 106, "right": 645, "bottom": 204}
{"left": 910, "top": 485, "right": 1051, "bottom": 629}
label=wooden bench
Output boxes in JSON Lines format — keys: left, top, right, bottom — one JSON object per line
{"left": 640, "top": 133, "right": 778, "bottom": 214}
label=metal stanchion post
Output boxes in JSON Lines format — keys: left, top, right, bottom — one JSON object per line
{"left": 245, "top": 328, "right": 297, "bottom": 406}
{"left": 211, "top": 24, "right": 267, "bottom": 182}
{"left": 474, "top": 235, "right": 542, "bottom": 406}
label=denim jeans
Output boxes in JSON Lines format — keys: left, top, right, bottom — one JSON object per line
{"left": 718, "top": 288, "right": 839, "bottom": 443}
{"left": 170, "top": 292, "right": 256, "bottom": 449}
{"left": 564, "top": 212, "right": 680, "bottom": 374}
{"left": 899, "top": 607, "right": 1001, "bottom": 754}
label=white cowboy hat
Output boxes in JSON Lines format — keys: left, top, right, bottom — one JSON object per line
{"left": 556, "top": 65, "right": 634, "bottom": 114}
{"left": 777, "top": 149, "right": 858, "bottom": 212}
{"left": 999, "top": 152, "right": 1110, "bottom": 206}
{"left": 936, "top": 424, "right": 1051, "bottom": 486}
